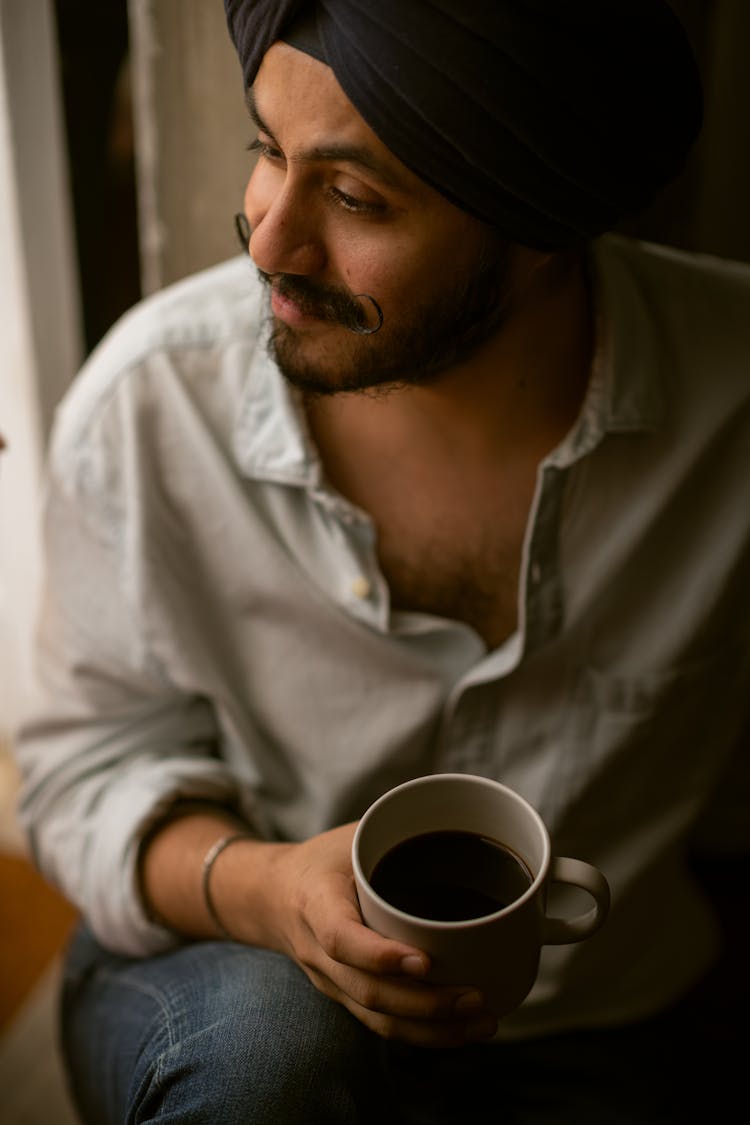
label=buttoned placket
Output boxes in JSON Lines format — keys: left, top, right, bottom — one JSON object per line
{"left": 430, "top": 461, "right": 569, "bottom": 776}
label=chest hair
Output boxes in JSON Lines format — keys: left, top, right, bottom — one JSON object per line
{"left": 376, "top": 516, "right": 524, "bottom": 649}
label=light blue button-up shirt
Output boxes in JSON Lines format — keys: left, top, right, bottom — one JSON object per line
{"left": 17, "top": 235, "right": 750, "bottom": 1038}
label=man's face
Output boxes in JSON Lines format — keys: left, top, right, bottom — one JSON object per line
{"left": 243, "top": 43, "right": 513, "bottom": 395}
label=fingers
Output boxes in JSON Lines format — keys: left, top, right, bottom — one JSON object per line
{"left": 317, "top": 901, "right": 430, "bottom": 978}
{"left": 342, "top": 969, "right": 495, "bottom": 1031}
{"left": 310, "top": 964, "right": 499, "bottom": 1047}
{"left": 276, "top": 826, "right": 499, "bottom": 1046}
{"left": 304, "top": 919, "right": 499, "bottom": 1047}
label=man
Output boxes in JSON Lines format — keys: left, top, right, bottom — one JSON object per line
{"left": 16, "top": 2, "right": 749, "bottom": 1122}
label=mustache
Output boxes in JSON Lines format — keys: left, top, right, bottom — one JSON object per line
{"left": 235, "top": 215, "right": 382, "bottom": 334}
{"left": 257, "top": 269, "right": 383, "bottom": 335}
{"left": 259, "top": 269, "right": 361, "bottom": 328}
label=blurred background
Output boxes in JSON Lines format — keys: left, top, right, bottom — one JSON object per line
{"left": 0, "top": 2, "right": 748, "bottom": 1121}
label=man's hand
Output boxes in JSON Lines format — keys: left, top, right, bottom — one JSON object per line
{"left": 141, "top": 813, "right": 498, "bottom": 1047}
{"left": 235, "top": 822, "right": 499, "bottom": 1047}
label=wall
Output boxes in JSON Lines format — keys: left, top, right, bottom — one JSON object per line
{"left": 0, "top": 0, "right": 82, "bottom": 739}
{"left": 128, "top": 0, "right": 254, "bottom": 295}
{"left": 621, "top": 0, "right": 750, "bottom": 263}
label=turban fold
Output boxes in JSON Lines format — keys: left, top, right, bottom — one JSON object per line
{"left": 224, "top": 0, "right": 703, "bottom": 249}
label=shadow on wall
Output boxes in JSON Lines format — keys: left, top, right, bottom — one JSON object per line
{"left": 617, "top": 0, "right": 750, "bottom": 265}
{"left": 55, "top": 0, "right": 141, "bottom": 356}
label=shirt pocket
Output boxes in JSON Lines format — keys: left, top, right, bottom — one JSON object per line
{"left": 547, "top": 643, "right": 745, "bottom": 838}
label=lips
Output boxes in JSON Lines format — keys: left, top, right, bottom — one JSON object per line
{"left": 271, "top": 286, "right": 327, "bottom": 328}
{"left": 262, "top": 269, "right": 366, "bottom": 334}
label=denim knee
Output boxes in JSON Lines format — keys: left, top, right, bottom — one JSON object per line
{"left": 62, "top": 931, "right": 380, "bottom": 1125}
{"left": 141, "top": 944, "right": 374, "bottom": 1123}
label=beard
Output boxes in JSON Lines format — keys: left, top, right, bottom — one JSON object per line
{"left": 258, "top": 238, "right": 513, "bottom": 397}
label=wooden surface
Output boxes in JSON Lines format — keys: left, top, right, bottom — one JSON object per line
{"left": 0, "top": 853, "right": 78, "bottom": 1032}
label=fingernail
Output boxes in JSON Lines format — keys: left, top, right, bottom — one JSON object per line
{"left": 454, "top": 990, "right": 485, "bottom": 1015}
{"left": 400, "top": 955, "right": 427, "bottom": 978}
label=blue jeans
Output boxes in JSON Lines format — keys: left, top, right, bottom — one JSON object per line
{"left": 61, "top": 925, "right": 734, "bottom": 1124}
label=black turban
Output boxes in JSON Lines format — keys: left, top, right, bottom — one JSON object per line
{"left": 223, "top": 0, "right": 703, "bottom": 249}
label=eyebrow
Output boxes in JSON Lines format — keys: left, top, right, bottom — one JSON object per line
{"left": 245, "top": 90, "right": 407, "bottom": 192}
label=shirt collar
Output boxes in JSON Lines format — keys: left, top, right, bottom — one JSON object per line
{"left": 588, "top": 235, "right": 666, "bottom": 433}
{"left": 547, "top": 235, "right": 666, "bottom": 469}
{"left": 233, "top": 328, "right": 322, "bottom": 487}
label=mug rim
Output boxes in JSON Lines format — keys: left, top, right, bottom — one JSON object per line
{"left": 352, "top": 773, "right": 551, "bottom": 930}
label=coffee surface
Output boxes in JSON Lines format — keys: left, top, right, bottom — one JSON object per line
{"left": 369, "top": 830, "right": 532, "bottom": 921}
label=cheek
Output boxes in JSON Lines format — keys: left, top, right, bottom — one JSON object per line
{"left": 337, "top": 235, "right": 424, "bottom": 305}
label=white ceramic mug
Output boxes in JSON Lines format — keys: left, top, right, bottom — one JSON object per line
{"left": 352, "top": 773, "right": 610, "bottom": 1017}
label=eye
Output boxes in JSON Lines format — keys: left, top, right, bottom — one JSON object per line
{"left": 247, "top": 136, "right": 284, "bottom": 163}
{"left": 327, "top": 185, "right": 386, "bottom": 216}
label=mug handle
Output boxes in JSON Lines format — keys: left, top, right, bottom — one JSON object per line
{"left": 541, "top": 857, "right": 611, "bottom": 945}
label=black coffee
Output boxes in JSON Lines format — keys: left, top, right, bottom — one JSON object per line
{"left": 369, "top": 830, "right": 532, "bottom": 922}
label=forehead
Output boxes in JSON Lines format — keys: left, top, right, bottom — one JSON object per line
{"left": 255, "top": 43, "right": 359, "bottom": 133}
{"left": 252, "top": 42, "right": 428, "bottom": 196}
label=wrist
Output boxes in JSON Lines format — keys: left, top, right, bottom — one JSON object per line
{"left": 202, "top": 832, "right": 256, "bottom": 939}
{"left": 207, "top": 835, "right": 295, "bottom": 951}
{"left": 138, "top": 809, "right": 251, "bottom": 939}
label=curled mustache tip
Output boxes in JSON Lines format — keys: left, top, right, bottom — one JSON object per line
{"left": 351, "top": 294, "right": 384, "bottom": 335}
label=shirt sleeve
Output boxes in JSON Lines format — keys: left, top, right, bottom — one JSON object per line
{"left": 15, "top": 385, "right": 246, "bottom": 957}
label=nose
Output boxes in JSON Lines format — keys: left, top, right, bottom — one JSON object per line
{"left": 243, "top": 167, "right": 326, "bottom": 277}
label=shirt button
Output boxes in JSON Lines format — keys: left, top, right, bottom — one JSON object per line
{"left": 351, "top": 576, "right": 372, "bottom": 600}
{"left": 530, "top": 562, "right": 542, "bottom": 584}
